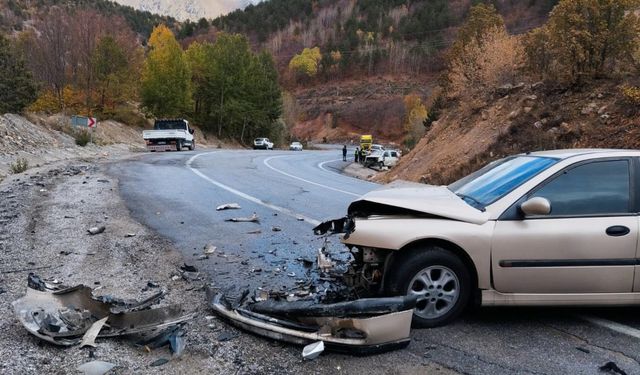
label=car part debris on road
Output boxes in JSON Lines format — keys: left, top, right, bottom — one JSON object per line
{"left": 225, "top": 213, "right": 259, "bottom": 223}
{"left": 12, "top": 274, "right": 195, "bottom": 346}
{"left": 77, "top": 360, "right": 116, "bottom": 375}
{"left": 87, "top": 226, "right": 106, "bottom": 235}
{"left": 209, "top": 292, "right": 416, "bottom": 355}
{"left": 203, "top": 243, "right": 217, "bottom": 254}
{"left": 302, "top": 341, "right": 324, "bottom": 360}
{"left": 600, "top": 361, "right": 628, "bottom": 375}
{"left": 80, "top": 317, "right": 109, "bottom": 348}
{"left": 216, "top": 203, "right": 241, "bottom": 211}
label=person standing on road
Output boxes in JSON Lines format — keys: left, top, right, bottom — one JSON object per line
{"left": 342, "top": 145, "right": 347, "bottom": 161}
{"left": 355, "top": 147, "right": 360, "bottom": 163}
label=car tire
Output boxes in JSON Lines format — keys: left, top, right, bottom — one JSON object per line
{"left": 385, "top": 246, "right": 471, "bottom": 328}
{"left": 176, "top": 140, "right": 182, "bottom": 151}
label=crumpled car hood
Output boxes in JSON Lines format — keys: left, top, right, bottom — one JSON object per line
{"left": 348, "top": 184, "right": 490, "bottom": 225}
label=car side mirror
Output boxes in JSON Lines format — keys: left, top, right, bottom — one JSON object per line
{"left": 189, "top": 129, "right": 195, "bottom": 134}
{"left": 520, "top": 197, "right": 551, "bottom": 216}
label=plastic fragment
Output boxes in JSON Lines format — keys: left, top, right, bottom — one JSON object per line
{"left": 302, "top": 341, "right": 324, "bottom": 360}
{"left": 77, "top": 361, "right": 116, "bottom": 375}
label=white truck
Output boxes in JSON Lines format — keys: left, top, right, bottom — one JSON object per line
{"left": 143, "top": 119, "right": 195, "bottom": 152}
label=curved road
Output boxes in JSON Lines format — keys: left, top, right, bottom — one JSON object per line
{"left": 109, "top": 148, "right": 640, "bottom": 375}
{"left": 109, "top": 148, "right": 376, "bottom": 293}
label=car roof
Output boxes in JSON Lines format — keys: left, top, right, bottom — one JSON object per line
{"left": 522, "top": 149, "right": 640, "bottom": 160}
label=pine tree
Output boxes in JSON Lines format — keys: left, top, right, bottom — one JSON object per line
{"left": 0, "top": 34, "right": 37, "bottom": 113}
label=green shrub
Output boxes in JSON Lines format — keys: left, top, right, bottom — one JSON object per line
{"left": 621, "top": 85, "right": 640, "bottom": 106}
{"left": 10, "top": 158, "right": 29, "bottom": 174}
{"left": 74, "top": 129, "right": 91, "bottom": 146}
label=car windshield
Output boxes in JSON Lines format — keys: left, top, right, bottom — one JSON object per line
{"left": 448, "top": 156, "right": 558, "bottom": 210}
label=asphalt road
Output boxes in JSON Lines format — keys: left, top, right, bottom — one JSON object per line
{"left": 110, "top": 148, "right": 640, "bottom": 375}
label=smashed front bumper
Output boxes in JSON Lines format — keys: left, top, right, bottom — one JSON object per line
{"left": 210, "top": 294, "right": 416, "bottom": 355}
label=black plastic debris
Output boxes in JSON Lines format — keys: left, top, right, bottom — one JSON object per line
{"left": 249, "top": 295, "right": 417, "bottom": 318}
{"left": 137, "top": 325, "right": 187, "bottom": 357}
{"left": 149, "top": 358, "right": 169, "bottom": 367}
{"left": 217, "top": 331, "right": 238, "bottom": 342}
{"left": 313, "top": 217, "right": 354, "bottom": 238}
{"left": 600, "top": 362, "right": 627, "bottom": 375}
{"left": 180, "top": 264, "right": 197, "bottom": 273}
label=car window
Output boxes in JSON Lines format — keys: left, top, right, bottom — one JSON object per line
{"left": 531, "top": 160, "right": 631, "bottom": 216}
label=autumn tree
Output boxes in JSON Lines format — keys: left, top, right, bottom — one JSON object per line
{"left": 450, "top": 3, "right": 505, "bottom": 58}
{"left": 525, "top": 0, "right": 640, "bottom": 84}
{"left": 0, "top": 34, "right": 37, "bottom": 113}
{"left": 403, "top": 93, "right": 428, "bottom": 149}
{"left": 289, "top": 47, "right": 322, "bottom": 79}
{"left": 24, "top": 7, "right": 72, "bottom": 109}
{"left": 448, "top": 28, "right": 524, "bottom": 101}
{"left": 141, "top": 25, "right": 192, "bottom": 118}
{"left": 446, "top": 4, "right": 523, "bottom": 103}
{"left": 92, "top": 35, "right": 138, "bottom": 109}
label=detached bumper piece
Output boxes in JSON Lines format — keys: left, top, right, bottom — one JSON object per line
{"left": 210, "top": 294, "right": 416, "bottom": 355}
{"left": 13, "top": 274, "right": 194, "bottom": 346}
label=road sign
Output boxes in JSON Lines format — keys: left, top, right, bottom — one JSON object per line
{"left": 71, "top": 116, "right": 98, "bottom": 128}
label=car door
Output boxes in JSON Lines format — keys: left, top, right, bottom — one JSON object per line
{"left": 492, "top": 158, "right": 637, "bottom": 294}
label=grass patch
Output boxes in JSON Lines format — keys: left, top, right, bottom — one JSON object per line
{"left": 10, "top": 158, "right": 29, "bottom": 174}
{"left": 104, "top": 107, "right": 150, "bottom": 128}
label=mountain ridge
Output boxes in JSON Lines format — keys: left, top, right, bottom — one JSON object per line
{"left": 113, "top": 0, "right": 255, "bottom": 21}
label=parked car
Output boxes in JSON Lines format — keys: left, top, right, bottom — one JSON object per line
{"left": 369, "top": 144, "right": 385, "bottom": 154}
{"left": 289, "top": 142, "right": 303, "bottom": 151}
{"left": 318, "top": 149, "right": 640, "bottom": 327}
{"left": 364, "top": 149, "right": 400, "bottom": 168}
{"left": 143, "top": 119, "right": 195, "bottom": 152}
{"left": 253, "top": 138, "right": 274, "bottom": 150}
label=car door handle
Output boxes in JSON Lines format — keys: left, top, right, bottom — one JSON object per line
{"left": 606, "top": 226, "right": 630, "bottom": 237}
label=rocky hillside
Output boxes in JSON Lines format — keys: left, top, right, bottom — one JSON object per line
{"left": 380, "top": 80, "right": 640, "bottom": 185}
{"left": 113, "top": 0, "right": 252, "bottom": 21}
{"left": 288, "top": 76, "right": 432, "bottom": 143}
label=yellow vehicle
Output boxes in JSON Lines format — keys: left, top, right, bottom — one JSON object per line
{"left": 360, "top": 135, "right": 373, "bottom": 151}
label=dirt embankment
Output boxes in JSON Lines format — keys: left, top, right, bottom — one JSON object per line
{"left": 0, "top": 113, "right": 145, "bottom": 181}
{"left": 379, "top": 80, "right": 640, "bottom": 185}
{"left": 0, "top": 113, "right": 226, "bottom": 181}
{"left": 289, "top": 76, "right": 434, "bottom": 144}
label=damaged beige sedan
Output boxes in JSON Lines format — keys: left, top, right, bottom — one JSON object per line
{"left": 320, "top": 149, "right": 640, "bottom": 327}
